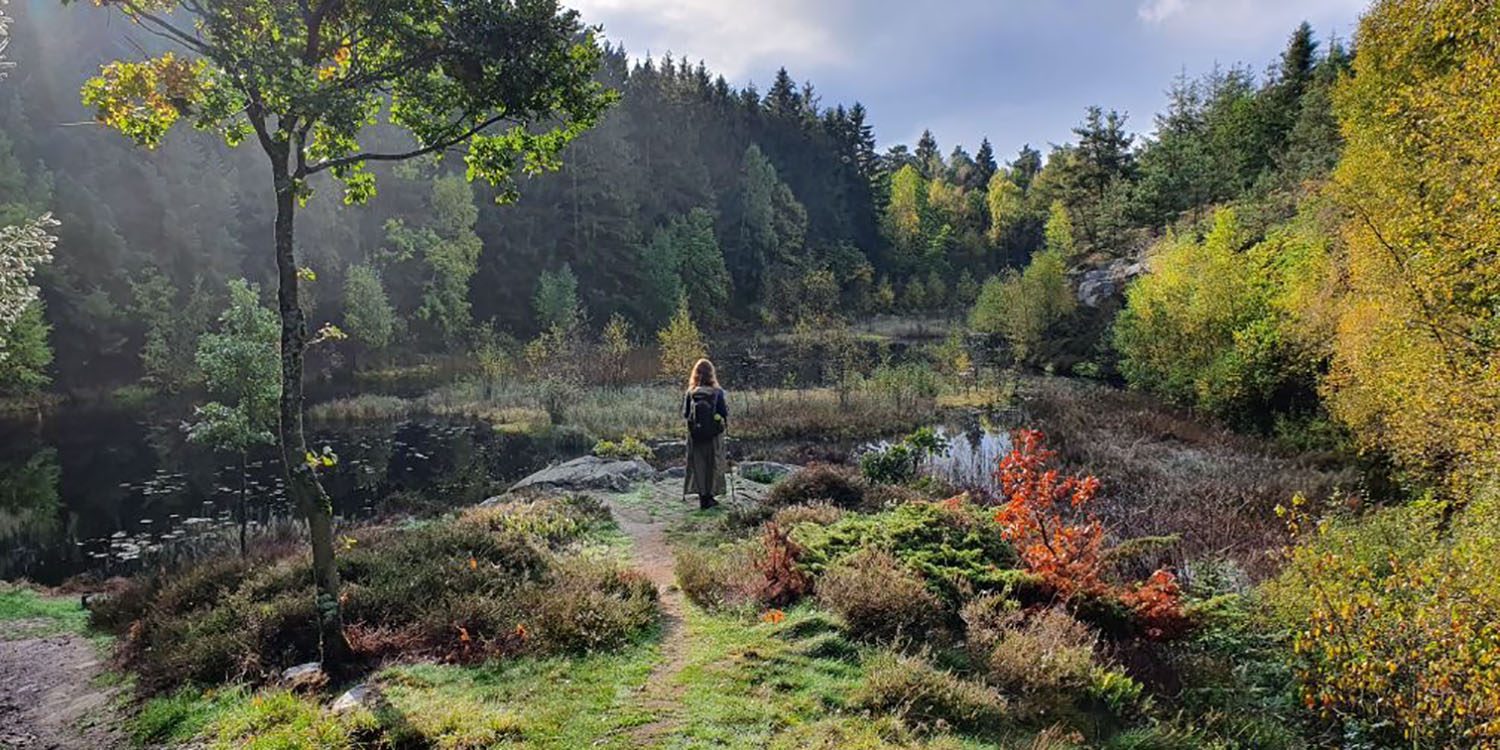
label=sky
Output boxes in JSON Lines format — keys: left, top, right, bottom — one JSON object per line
{"left": 568, "top": 0, "right": 1368, "bottom": 160}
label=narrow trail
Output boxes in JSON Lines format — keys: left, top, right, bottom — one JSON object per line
{"left": 606, "top": 495, "right": 693, "bottom": 747}
{"left": 0, "top": 622, "right": 124, "bottom": 750}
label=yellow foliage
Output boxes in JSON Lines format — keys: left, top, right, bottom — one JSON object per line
{"left": 656, "top": 296, "right": 705, "bottom": 382}
{"left": 1326, "top": 0, "right": 1500, "bottom": 480}
{"left": 1266, "top": 488, "right": 1500, "bottom": 747}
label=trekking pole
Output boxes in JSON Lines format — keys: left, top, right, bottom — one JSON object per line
{"left": 728, "top": 460, "right": 738, "bottom": 505}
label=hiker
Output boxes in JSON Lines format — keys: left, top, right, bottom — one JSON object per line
{"left": 683, "top": 358, "right": 728, "bottom": 510}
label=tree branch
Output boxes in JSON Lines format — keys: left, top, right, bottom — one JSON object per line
{"left": 118, "top": 0, "right": 212, "bottom": 56}
{"left": 303, "top": 112, "right": 511, "bottom": 176}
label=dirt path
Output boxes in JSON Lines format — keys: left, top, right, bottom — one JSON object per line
{"left": 0, "top": 621, "right": 124, "bottom": 750}
{"left": 605, "top": 492, "right": 693, "bottom": 747}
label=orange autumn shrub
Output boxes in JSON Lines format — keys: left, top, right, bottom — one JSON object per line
{"left": 992, "top": 429, "right": 1186, "bottom": 637}
{"left": 994, "top": 429, "right": 1107, "bottom": 598}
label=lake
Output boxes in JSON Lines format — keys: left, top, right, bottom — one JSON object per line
{"left": 0, "top": 403, "right": 593, "bottom": 585}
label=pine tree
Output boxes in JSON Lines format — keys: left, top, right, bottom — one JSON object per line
{"left": 765, "top": 68, "right": 801, "bottom": 120}
{"left": 974, "top": 138, "right": 998, "bottom": 188}
{"left": 915, "top": 129, "right": 943, "bottom": 179}
{"left": 1011, "top": 145, "right": 1043, "bottom": 193}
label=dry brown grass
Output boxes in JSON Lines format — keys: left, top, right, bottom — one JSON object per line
{"left": 1018, "top": 377, "right": 1357, "bottom": 580}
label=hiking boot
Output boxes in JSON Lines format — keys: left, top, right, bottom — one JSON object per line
{"left": 699, "top": 495, "right": 719, "bottom": 510}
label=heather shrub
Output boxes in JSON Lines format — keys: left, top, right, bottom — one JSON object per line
{"left": 675, "top": 543, "right": 757, "bottom": 611}
{"left": 969, "top": 607, "right": 1099, "bottom": 714}
{"left": 521, "top": 556, "right": 657, "bottom": 654}
{"left": 817, "top": 548, "right": 944, "bottom": 643}
{"left": 852, "top": 651, "right": 1010, "bottom": 734}
{"left": 770, "top": 502, "right": 845, "bottom": 528}
{"left": 767, "top": 464, "right": 869, "bottom": 509}
{"left": 958, "top": 593, "right": 1019, "bottom": 655}
{"left": 793, "top": 499, "right": 1023, "bottom": 606}
{"left": 101, "top": 498, "right": 655, "bottom": 693}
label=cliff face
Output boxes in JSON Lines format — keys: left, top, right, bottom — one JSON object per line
{"left": 1074, "top": 257, "right": 1149, "bottom": 309}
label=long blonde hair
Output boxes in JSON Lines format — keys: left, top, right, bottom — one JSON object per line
{"left": 687, "top": 358, "right": 718, "bottom": 391}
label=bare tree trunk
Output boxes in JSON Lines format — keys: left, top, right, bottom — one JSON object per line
{"left": 238, "top": 450, "right": 248, "bottom": 558}
{"left": 272, "top": 165, "right": 349, "bottom": 666}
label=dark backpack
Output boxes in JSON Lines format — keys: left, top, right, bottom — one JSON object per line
{"left": 688, "top": 389, "right": 723, "bottom": 442}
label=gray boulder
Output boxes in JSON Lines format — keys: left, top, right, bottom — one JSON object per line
{"left": 1075, "top": 258, "right": 1149, "bottom": 308}
{"left": 280, "top": 662, "right": 326, "bottom": 692}
{"left": 735, "top": 461, "right": 798, "bottom": 483}
{"left": 331, "top": 683, "right": 388, "bottom": 715}
{"left": 506, "top": 455, "right": 656, "bottom": 495}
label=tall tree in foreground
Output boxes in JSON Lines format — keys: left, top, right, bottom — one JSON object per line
{"left": 78, "top": 0, "right": 612, "bottom": 664}
{"left": 1326, "top": 0, "right": 1500, "bottom": 482}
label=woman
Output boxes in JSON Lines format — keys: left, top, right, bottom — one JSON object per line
{"left": 682, "top": 358, "right": 728, "bottom": 510}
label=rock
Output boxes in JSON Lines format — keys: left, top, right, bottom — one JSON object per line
{"left": 506, "top": 455, "right": 656, "bottom": 495}
{"left": 1075, "top": 257, "right": 1149, "bottom": 308}
{"left": 330, "top": 683, "right": 386, "bottom": 715}
{"left": 735, "top": 461, "right": 798, "bottom": 483}
{"left": 280, "top": 662, "right": 327, "bottom": 692}
{"left": 659, "top": 466, "right": 686, "bottom": 480}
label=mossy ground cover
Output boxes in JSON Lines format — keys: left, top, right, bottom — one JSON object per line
{"left": 0, "top": 584, "right": 91, "bottom": 639}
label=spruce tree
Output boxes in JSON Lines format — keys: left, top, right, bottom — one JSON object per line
{"left": 915, "top": 129, "right": 943, "bottom": 179}
{"left": 974, "top": 138, "right": 999, "bottom": 187}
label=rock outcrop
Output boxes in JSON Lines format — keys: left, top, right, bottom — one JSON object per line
{"left": 504, "top": 455, "right": 656, "bottom": 495}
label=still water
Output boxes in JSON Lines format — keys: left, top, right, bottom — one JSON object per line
{"left": 0, "top": 404, "right": 590, "bottom": 585}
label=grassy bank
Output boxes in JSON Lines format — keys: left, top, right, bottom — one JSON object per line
{"left": 311, "top": 381, "right": 952, "bottom": 443}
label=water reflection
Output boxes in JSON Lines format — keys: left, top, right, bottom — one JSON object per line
{"left": 0, "top": 406, "right": 589, "bottom": 585}
{"left": 860, "top": 416, "right": 1017, "bottom": 493}
{"left": 0, "top": 449, "right": 61, "bottom": 577}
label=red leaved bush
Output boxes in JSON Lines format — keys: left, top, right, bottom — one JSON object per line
{"left": 993, "top": 429, "right": 1108, "bottom": 599}
{"left": 1120, "top": 569, "right": 1188, "bottom": 638}
{"left": 751, "top": 522, "right": 813, "bottom": 607}
{"left": 992, "top": 429, "right": 1187, "bottom": 638}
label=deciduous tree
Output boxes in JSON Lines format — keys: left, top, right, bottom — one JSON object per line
{"left": 78, "top": 0, "right": 612, "bottom": 663}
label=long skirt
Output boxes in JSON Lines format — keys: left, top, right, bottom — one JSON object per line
{"left": 684, "top": 434, "right": 727, "bottom": 498}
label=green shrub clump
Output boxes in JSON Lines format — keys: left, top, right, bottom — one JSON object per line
{"left": 816, "top": 548, "right": 944, "bottom": 643}
{"left": 792, "top": 499, "right": 1023, "bottom": 606}
{"left": 592, "top": 435, "right": 652, "bottom": 460}
{"left": 852, "top": 651, "right": 1010, "bottom": 734}
{"left": 859, "top": 427, "right": 950, "bottom": 485}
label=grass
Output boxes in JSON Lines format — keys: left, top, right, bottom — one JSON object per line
{"left": 0, "top": 584, "right": 91, "bottom": 639}
{"left": 134, "top": 640, "right": 661, "bottom": 748}
{"left": 671, "top": 604, "right": 867, "bottom": 744}
{"left": 306, "top": 393, "right": 414, "bottom": 422}
{"left": 311, "top": 380, "right": 937, "bottom": 442}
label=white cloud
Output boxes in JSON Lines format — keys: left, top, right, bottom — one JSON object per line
{"left": 1135, "top": 0, "right": 1365, "bottom": 42}
{"left": 1137, "top": 0, "right": 1188, "bottom": 24}
{"left": 568, "top": 0, "right": 850, "bottom": 80}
